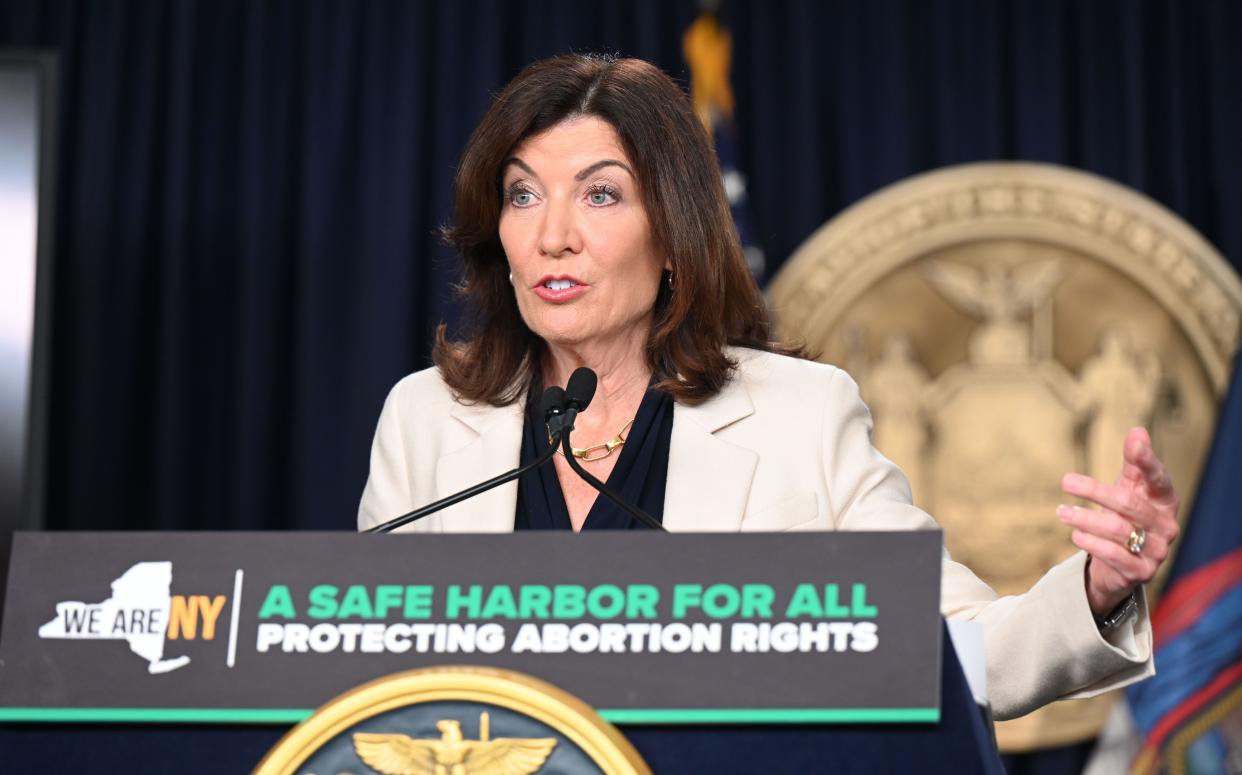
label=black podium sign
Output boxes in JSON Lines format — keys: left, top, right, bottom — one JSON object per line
{"left": 0, "top": 531, "right": 942, "bottom": 724}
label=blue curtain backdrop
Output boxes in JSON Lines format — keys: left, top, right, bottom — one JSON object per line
{"left": 0, "top": 0, "right": 1239, "bottom": 533}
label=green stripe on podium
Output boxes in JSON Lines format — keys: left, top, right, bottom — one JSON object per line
{"left": 0, "top": 706, "right": 940, "bottom": 724}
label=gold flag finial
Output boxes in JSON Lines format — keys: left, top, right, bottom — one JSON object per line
{"left": 683, "top": 11, "right": 734, "bottom": 131}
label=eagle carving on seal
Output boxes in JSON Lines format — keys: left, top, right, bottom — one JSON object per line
{"left": 352, "top": 713, "right": 557, "bottom": 775}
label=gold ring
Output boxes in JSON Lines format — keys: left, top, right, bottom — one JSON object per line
{"left": 1128, "top": 528, "right": 1147, "bottom": 556}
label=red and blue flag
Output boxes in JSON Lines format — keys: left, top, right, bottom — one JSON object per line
{"left": 1129, "top": 354, "right": 1242, "bottom": 774}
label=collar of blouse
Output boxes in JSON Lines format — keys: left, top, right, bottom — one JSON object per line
{"left": 439, "top": 369, "right": 757, "bottom": 533}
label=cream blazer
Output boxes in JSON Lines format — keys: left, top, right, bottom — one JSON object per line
{"left": 358, "top": 347, "right": 1154, "bottom": 720}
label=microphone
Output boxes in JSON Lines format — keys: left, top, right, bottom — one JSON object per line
{"left": 558, "top": 367, "right": 667, "bottom": 532}
{"left": 558, "top": 366, "right": 596, "bottom": 437}
{"left": 365, "top": 386, "right": 569, "bottom": 533}
{"left": 540, "top": 385, "right": 568, "bottom": 431}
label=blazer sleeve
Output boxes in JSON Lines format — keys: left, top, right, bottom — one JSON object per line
{"left": 822, "top": 366, "right": 1154, "bottom": 720}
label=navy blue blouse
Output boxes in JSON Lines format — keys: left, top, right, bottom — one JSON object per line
{"left": 514, "top": 383, "right": 673, "bottom": 530}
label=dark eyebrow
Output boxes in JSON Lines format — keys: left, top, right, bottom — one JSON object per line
{"left": 502, "top": 157, "right": 537, "bottom": 178}
{"left": 574, "top": 159, "right": 633, "bottom": 181}
{"left": 500, "top": 157, "right": 634, "bottom": 182}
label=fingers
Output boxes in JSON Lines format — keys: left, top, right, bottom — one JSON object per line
{"left": 1123, "top": 427, "right": 1177, "bottom": 500}
{"left": 1057, "top": 504, "right": 1169, "bottom": 565}
{"left": 1069, "top": 528, "right": 1160, "bottom": 587}
{"left": 1063, "top": 472, "right": 1161, "bottom": 532}
{"left": 1117, "top": 427, "right": 1150, "bottom": 488}
{"left": 1063, "top": 432, "right": 1181, "bottom": 603}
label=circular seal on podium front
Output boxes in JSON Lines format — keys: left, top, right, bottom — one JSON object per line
{"left": 253, "top": 666, "right": 652, "bottom": 775}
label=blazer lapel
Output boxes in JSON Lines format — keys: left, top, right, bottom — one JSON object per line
{"left": 434, "top": 400, "right": 524, "bottom": 533}
{"left": 663, "top": 377, "right": 758, "bottom": 532}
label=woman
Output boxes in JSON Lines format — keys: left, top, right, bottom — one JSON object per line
{"left": 358, "top": 54, "right": 1180, "bottom": 721}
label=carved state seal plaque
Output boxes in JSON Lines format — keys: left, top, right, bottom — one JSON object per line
{"left": 769, "top": 162, "right": 1242, "bottom": 751}
{"left": 254, "top": 666, "right": 650, "bottom": 775}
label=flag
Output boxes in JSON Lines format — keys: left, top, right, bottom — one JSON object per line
{"left": 1127, "top": 352, "right": 1242, "bottom": 774}
{"left": 683, "top": 11, "right": 766, "bottom": 281}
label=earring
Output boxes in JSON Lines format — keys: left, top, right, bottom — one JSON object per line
{"left": 666, "top": 271, "right": 675, "bottom": 291}
{"left": 508, "top": 271, "right": 514, "bottom": 284}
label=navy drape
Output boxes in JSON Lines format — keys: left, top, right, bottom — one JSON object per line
{"left": 0, "top": 0, "right": 1238, "bottom": 532}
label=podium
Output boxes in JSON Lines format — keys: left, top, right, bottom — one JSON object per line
{"left": 0, "top": 531, "right": 1004, "bottom": 773}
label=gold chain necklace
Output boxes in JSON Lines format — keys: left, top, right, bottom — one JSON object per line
{"left": 548, "top": 418, "right": 635, "bottom": 462}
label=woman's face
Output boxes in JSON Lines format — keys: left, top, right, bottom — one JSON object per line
{"left": 499, "top": 116, "right": 665, "bottom": 353}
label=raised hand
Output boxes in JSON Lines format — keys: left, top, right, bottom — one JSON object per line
{"left": 1056, "top": 427, "right": 1181, "bottom": 618}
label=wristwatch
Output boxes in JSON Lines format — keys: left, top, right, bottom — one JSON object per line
{"left": 1096, "top": 590, "right": 1139, "bottom": 632}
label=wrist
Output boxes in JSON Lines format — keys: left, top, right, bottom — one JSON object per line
{"left": 1087, "top": 585, "right": 1133, "bottom": 618}
{"left": 1084, "top": 556, "right": 1134, "bottom": 617}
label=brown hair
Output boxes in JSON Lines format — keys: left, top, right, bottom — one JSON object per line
{"left": 437, "top": 53, "right": 791, "bottom": 406}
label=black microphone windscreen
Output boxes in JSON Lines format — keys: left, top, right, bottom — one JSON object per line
{"left": 540, "top": 386, "right": 567, "bottom": 420}
{"left": 565, "top": 367, "right": 598, "bottom": 411}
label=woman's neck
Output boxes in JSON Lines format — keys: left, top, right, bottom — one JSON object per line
{"left": 542, "top": 337, "right": 651, "bottom": 438}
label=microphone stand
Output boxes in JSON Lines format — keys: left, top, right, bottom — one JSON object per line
{"left": 559, "top": 430, "right": 668, "bottom": 532}
{"left": 366, "top": 391, "right": 568, "bottom": 534}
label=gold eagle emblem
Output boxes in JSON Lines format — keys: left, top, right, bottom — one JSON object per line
{"left": 352, "top": 712, "right": 557, "bottom": 775}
